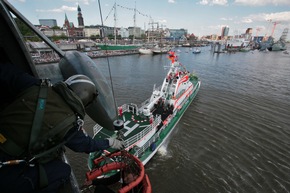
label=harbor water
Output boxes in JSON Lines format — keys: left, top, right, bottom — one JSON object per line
{"left": 67, "top": 46, "right": 290, "bottom": 193}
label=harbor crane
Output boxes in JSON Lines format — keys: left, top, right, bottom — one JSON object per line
{"left": 148, "top": 21, "right": 159, "bottom": 30}
{"left": 271, "top": 21, "right": 281, "bottom": 37}
{"left": 256, "top": 28, "right": 262, "bottom": 37}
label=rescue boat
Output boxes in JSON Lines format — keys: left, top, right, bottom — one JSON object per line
{"left": 88, "top": 51, "right": 201, "bottom": 168}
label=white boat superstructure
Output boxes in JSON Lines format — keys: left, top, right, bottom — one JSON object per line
{"left": 139, "top": 48, "right": 153, "bottom": 54}
{"left": 152, "top": 45, "right": 171, "bottom": 54}
{"left": 226, "top": 38, "right": 250, "bottom": 48}
{"left": 142, "top": 58, "right": 194, "bottom": 115}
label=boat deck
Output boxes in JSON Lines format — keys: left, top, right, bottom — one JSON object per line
{"left": 93, "top": 75, "right": 200, "bottom": 142}
{"left": 93, "top": 109, "right": 154, "bottom": 142}
{"left": 119, "top": 112, "right": 151, "bottom": 139}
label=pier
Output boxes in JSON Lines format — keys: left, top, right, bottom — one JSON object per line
{"left": 28, "top": 41, "right": 139, "bottom": 64}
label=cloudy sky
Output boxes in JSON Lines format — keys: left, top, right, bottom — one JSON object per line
{"left": 7, "top": 0, "right": 290, "bottom": 40}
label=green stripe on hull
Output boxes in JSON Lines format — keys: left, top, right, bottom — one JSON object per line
{"left": 97, "top": 44, "right": 139, "bottom": 50}
{"left": 138, "top": 80, "right": 201, "bottom": 163}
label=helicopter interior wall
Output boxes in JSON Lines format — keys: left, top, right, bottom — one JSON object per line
{"left": 0, "top": 2, "right": 36, "bottom": 76}
{"left": 35, "top": 63, "right": 64, "bottom": 83}
{"left": 0, "top": 1, "right": 65, "bottom": 83}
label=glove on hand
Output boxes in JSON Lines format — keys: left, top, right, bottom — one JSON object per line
{"left": 108, "top": 137, "right": 125, "bottom": 150}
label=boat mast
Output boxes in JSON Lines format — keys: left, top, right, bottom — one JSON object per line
{"left": 133, "top": 1, "right": 136, "bottom": 45}
{"left": 114, "top": 1, "right": 117, "bottom": 45}
{"left": 147, "top": 17, "right": 153, "bottom": 43}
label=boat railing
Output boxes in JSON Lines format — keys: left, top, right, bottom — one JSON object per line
{"left": 124, "top": 115, "right": 161, "bottom": 148}
{"left": 93, "top": 124, "right": 104, "bottom": 135}
{"left": 133, "top": 109, "right": 177, "bottom": 158}
{"left": 121, "top": 103, "right": 138, "bottom": 115}
{"left": 133, "top": 118, "right": 167, "bottom": 158}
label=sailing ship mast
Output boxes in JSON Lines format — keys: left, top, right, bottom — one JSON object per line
{"left": 114, "top": 1, "right": 117, "bottom": 45}
{"left": 133, "top": 1, "right": 136, "bottom": 45}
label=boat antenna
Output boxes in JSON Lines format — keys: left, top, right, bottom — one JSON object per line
{"left": 98, "top": 0, "right": 118, "bottom": 115}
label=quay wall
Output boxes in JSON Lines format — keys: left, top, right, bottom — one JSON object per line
{"left": 57, "top": 42, "right": 95, "bottom": 51}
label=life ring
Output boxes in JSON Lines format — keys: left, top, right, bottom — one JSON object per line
{"left": 86, "top": 151, "right": 151, "bottom": 193}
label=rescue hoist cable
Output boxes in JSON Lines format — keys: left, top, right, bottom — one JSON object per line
{"left": 97, "top": 0, "right": 119, "bottom": 117}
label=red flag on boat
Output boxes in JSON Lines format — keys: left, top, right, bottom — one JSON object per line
{"left": 168, "top": 51, "right": 177, "bottom": 63}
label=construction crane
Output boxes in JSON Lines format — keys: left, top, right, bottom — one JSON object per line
{"left": 271, "top": 21, "right": 281, "bottom": 37}
{"left": 148, "top": 21, "right": 159, "bottom": 31}
{"left": 256, "top": 28, "right": 262, "bottom": 37}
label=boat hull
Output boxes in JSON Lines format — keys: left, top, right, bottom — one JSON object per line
{"left": 139, "top": 48, "right": 153, "bottom": 54}
{"left": 152, "top": 46, "right": 171, "bottom": 54}
{"left": 96, "top": 44, "right": 139, "bottom": 50}
{"left": 140, "top": 80, "right": 201, "bottom": 165}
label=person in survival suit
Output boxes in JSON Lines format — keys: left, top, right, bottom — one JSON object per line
{"left": 0, "top": 62, "right": 124, "bottom": 193}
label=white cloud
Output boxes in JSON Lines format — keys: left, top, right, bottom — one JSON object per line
{"left": 198, "top": 0, "right": 228, "bottom": 6}
{"left": 168, "top": 0, "right": 176, "bottom": 3}
{"left": 208, "top": 24, "right": 224, "bottom": 30}
{"left": 213, "top": 0, "right": 228, "bottom": 6}
{"left": 234, "top": 0, "right": 290, "bottom": 6}
{"left": 198, "top": 0, "right": 208, "bottom": 5}
{"left": 158, "top": 19, "right": 167, "bottom": 23}
{"left": 241, "top": 18, "right": 253, "bottom": 23}
{"left": 62, "top": 0, "right": 95, "bottom": 5}
{"left": 220, "top": 17, "right": 233, "bottom": 21}
{"left": 264, "top": 11, "right": 290, "bottom": 23}
{"left": 244, "top": 11, "right": 290, "bottom": 23}
{"left": 235, "top": 11, "right": 290, "bottom": 38}
{"left": 36, "top": 5, "right": 77, "bottom": 13}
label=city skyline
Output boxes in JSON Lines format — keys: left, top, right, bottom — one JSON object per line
{"left": 8, "top": 0, "right": 290, "bottom": 40}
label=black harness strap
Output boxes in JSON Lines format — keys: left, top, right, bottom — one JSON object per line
{"left": 29, "top": 79, "right": 49, "bottom": 150}
{"left": 28, "top": 79, "right": 49, "bottom": 189}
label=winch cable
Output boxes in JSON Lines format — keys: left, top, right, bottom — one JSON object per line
{"left": 97, "top": 0, "right": 118, "bottom": 117}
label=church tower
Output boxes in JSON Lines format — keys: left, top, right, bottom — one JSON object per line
{"left": 63, "top": 13, "right": 75, "bottom": 38}
{"left": 77, "top": 4, "right": 84, "bottom": 28}
{"left": 63, "top": 13, "right": 70, "bottom": 29}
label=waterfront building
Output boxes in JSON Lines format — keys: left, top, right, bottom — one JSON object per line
{"left": 245, "top": 28, "right": 253, "bottom": 40}
{"left": 210, "top": 34, "right": 219, "bottom": 41}
{"left": 119, "top": 27, "right": 129, "bottom": 38}
{"left": 40, "top": 28, "right": 68, "bottom": 37}
{"left": 168, "top": 28, "right": 188, "bottom": 40}
{"left": 39, "top": 19, "right": 57, "bottom": 27}
{"left": 128, "top": 26, "right": 144, "bottom": 38}
{"left": 83, "top": 27, "right": 101, "bottom": 38}
{"left": 221, "top": 26, "right": 229, "bottom": 40}
{"left": 103, "top": 26, "right": 115, "bottom": 37}
{"left": 246, "top": 28, "right": 253, "bottom": 35}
